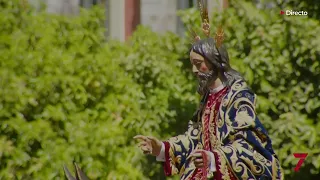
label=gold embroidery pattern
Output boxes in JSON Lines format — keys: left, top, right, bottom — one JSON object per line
{"left": 214, "top": 80, "right": 283, "bottom": 179}
{"left": 167, "top": 121, "right": 201, "bottom": 178}
{"left": 215, "top": 149, "right": 233, "bottom": 180}
{"left": 209, "top": 108, "right": 218, "bottom": 149}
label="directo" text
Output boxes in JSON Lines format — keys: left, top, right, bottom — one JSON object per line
{"left": 286, "top": 10, "right": 308, "bottom": 16}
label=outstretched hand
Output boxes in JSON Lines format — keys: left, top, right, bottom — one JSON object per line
{"left": 134, "top": 135, "right": 162, "bottom": 156}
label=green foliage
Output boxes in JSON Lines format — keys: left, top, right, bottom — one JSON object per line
{"left": 1, "top": 0, "right": 319, "bottom": 179}
{"left": 179, "top": 1, "right": 320, "bottom": 179}
{"left": 0, "top": 1, "right": 145, "bottom": 179}
{"left": 0, "top": 0, "right": 197, "bottom": 179}
{"left": 111, "top": 27, "right": 199, "bottom": 179}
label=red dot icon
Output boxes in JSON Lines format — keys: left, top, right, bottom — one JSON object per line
{"left": 280, "top": 10, "right": 285, "bottom": 15}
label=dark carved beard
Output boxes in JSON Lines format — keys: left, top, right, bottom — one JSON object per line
{"left": 197, "top": 70, "right": 217, "bottom": 95}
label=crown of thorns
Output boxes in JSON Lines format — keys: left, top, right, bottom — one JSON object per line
{"left": 190, "top": 0, "right": 225, "bottom": 48}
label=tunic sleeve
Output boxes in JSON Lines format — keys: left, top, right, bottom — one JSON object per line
{"left": 162, "top": 121, "right": 200, "bottom": 176}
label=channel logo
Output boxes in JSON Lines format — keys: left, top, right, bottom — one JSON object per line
{"left": 280, "top": 10, "right": 308, "bottom": 16}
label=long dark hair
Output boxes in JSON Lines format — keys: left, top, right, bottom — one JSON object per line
{"left": 191, "top": 38, "right": 244, "bottom": 87}
{"left": 190, "top": 38, "right": 245, "bottom": 123}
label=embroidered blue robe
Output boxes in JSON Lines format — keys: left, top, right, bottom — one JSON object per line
{"left": 162, "top": 80, "right": 283, "bottom": 180}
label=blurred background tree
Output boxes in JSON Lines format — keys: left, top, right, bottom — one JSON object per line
{"left": 0, "top": 0, "right": 319, "bottom": 179}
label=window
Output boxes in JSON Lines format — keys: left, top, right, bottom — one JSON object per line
{"left": 177, "top": 0, "right": 194, "bottom": 36}
{"left": 80, "top": 0, "right": 101, "bottom": 8}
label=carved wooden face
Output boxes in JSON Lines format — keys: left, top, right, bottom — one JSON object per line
{"left": 190, "top": 50, "right": 215, "bottom": 95}
{"left": 189, "top": 50, "right": 212, "bottom": 76}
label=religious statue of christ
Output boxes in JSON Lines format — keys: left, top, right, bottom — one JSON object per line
{"left": 134, "top": 1, "right": 283, "bottom": 180}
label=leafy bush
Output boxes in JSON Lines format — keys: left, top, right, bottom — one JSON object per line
{"left": 0, "top": 1, "right": 146, "bottom": 179}
{"left": 1, "top": 0, "right": 319, "bottom": 179}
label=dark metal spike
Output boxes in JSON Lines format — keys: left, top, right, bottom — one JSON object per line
{"left": 74, "top": 163, "right": 90, "bottom": 180}
{"left": 63, "top": 165, "right": 77, "bottom": 180}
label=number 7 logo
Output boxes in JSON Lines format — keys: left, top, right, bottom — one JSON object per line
{"left": 293, "top": 153, "right": 308, "bottom": 172}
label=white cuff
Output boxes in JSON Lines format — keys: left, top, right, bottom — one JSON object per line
{"left": 156, "top": 143, "right": 166, "bottom": 162}
{"left": 208, "top": 151, "right": 216, "bottom": 172}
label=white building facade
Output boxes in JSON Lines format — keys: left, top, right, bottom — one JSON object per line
{"left": 28, "top": 0, "right": 226, "bottom": 41}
